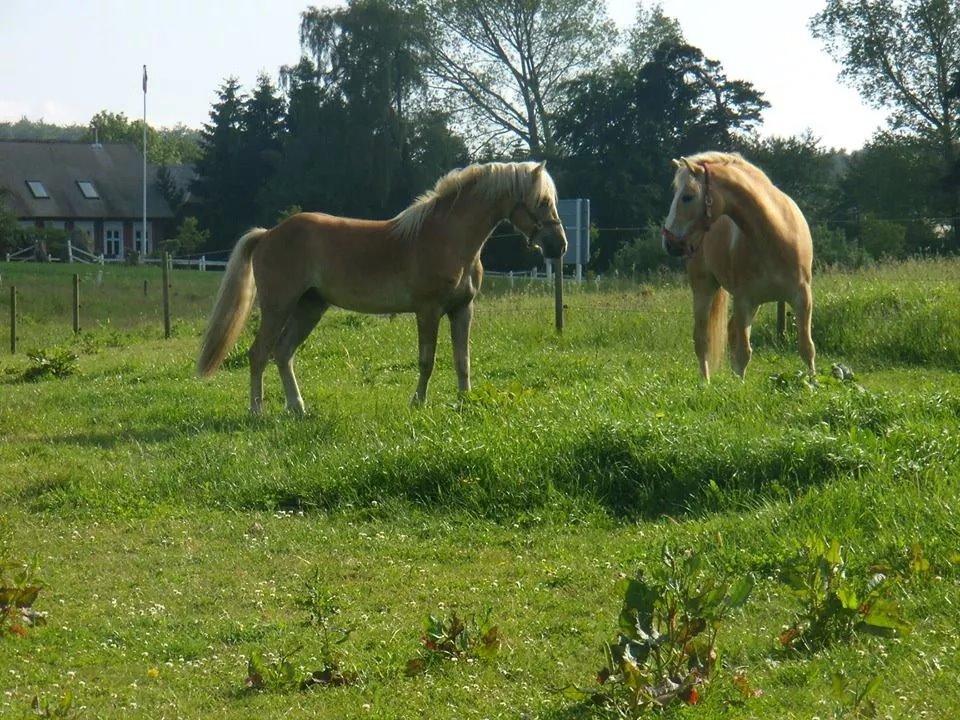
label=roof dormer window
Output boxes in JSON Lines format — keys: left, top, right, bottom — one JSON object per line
{"left": 77, "top": 180, "right": 100, "bottom": 199}
{"left": 26, "top": 181, "right": 50, "bottom": 199}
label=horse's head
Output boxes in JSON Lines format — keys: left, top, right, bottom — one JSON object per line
{"left": 662, "top": 157, "right": 717, "bottom": 259}
{"left": 509, "top": 161, "right": 568, "bottom": 260}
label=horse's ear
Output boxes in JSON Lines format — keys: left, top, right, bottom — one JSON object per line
{"left": 671, "top": 158, "right": 683, "bottom": 169}
{"left": 681, "top": 157, "right": 697, "bottom": 174}
{"left": 533, "top": 160, "right": 547, "bottom": 176}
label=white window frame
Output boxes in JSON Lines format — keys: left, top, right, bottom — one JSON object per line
{"left": 134, "top": 222, "right": 151, "bottom": 255}
{"left": 103, "top": 222, "right": 123, "bottom": 258}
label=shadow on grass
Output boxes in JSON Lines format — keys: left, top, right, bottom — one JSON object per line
{"left": 227, "top": 420, "right": 870, "bottom": 522}
{"left": 20, "top": 413, "right": 870, "bottom": 523}
{"left": 552, "top": 423, "right": 869, "bottom": 519}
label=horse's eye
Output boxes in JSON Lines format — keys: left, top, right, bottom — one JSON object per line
{"left": 681, "top": 194, "right": 694, "bottom": 203}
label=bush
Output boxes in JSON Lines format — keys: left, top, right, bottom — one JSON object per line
{"left": 811, "top": 224, "right": 867, "bottom": 269}
{"left": 611, "top": 223, "right": 681, "bottom": 277}
{"left": 166, "top": 216, "right": 209, "bottom": 255}
{"left": 0, "top": 202, "right": 25, "bottom": 256}
{"left": 903, "top": 220, "right": 940, "bottom": 255}
{"left": 860, "top": 216, "right": 906, "bottom": 259}
{"left": 33, "top": 227, "right": 70, "bottom": 262}
{"left": 277, "top": 204, "right": 303, "bottom": 224}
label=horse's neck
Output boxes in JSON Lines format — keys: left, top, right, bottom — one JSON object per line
{"left": 441, "top": 194, "right": 512, "bottom": 261}
{"left": 715, "top": 168, "right": 782, "bottom": 239}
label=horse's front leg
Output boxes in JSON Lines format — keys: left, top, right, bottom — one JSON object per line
{"left": 691, "top": 276, "right": 720, "bottom": 381}
{"left": 411, "top": 309, "right": 441, "bottom": 405}
{"left": 449, "top": 301, "right": 474, "bottom": 393}
{"left": 728, "top": 296, "right": 758, "bottom": 379}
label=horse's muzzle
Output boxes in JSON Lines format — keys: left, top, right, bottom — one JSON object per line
{"left": 536, "top": 230, "right": 567, "bottom": 260}
{"left": 661, "top": 227, "right": 688, "bottom": 258}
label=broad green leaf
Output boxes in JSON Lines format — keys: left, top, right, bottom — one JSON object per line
{"left": 824, "top": 539, "right": 843, "bottom": 566}
{"left": 861, "top": 674, "right": 883, "bottom": 702}
{"left": 830, "top": 672, "right": 847, "bottom": 701}
{"left": 724, "top": 575, "right": 754, "bottom": 609}
{"left": 860, "top": 598, "right": 911, "bottom": 634}
{"left": 836, "top": 585, "right": 859, "bottom": 611}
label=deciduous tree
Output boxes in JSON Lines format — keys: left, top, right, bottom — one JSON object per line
{"left": 811, "top": 0, "right": 960, "bottom": 246}
{"left": 425, "top": 0, "right": 616, "bottom": 157}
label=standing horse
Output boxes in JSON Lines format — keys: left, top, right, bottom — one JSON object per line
{"left": 197, "top": 161, "right": 567, "bottom": 413}
{"left": 661, "top": 152, "right": 815, "bottom": 380}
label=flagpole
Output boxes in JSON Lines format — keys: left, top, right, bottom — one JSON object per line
{"left": 142, "top": 64, "right": 147, "bottom": 257}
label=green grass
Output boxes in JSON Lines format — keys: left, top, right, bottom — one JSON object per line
{"left": 0, "top": 259, "right": 958, "bottom": 719}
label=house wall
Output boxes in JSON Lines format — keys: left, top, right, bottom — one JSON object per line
{"left": 122, "top": 221, "right": 133, "bottom": 253}
{"left": 14, "top": 216, "right": 165, "bottom": 257}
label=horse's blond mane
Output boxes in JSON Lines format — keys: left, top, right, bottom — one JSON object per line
{"left": 672, "top": 151, "right": 771, "bottom": 189}
{"left": 390, "top": 161, "right": 557, "bottom": 240}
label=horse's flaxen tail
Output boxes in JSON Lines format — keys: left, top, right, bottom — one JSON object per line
{"left": 196, "top": 228, "right": 268, "bottom": 378}
{"left": 707, "top": 288, "right": 729, "bottom": 373}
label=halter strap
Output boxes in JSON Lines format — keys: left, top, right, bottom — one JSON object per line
{"left": 660, "top": 162, "right": 716, "bottom": 260}
{"left": 511, "top": 201, "right": 563, "bottom": 234}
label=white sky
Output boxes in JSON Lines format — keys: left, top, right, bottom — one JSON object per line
{"left": 0, "top": 0, "right": 888, "bottom": 150}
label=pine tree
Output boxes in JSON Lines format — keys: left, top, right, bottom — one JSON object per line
{"left": 192, "top": 78, "right": 248, "bottom": 249}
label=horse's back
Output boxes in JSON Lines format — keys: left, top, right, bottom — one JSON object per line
{"left": 252, "top": 212, "right": 415, "bottom": 313}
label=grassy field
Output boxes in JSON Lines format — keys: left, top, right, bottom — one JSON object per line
{"left": 0, "top": 259, "right": 958, "bottom": 719}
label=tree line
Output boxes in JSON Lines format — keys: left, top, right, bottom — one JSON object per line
{"left": 2, "top": 0, "right": 958, "bottom": 271}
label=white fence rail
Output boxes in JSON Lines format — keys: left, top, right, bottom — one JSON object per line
{"left": 4, "top": 245, "right": 37, "bottom": 262}
{"left": 3, "top": 243, "right": 228, "bottom": 270}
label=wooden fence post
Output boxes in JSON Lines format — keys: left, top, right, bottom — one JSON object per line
{"left": 162, "top": 252, "right": 171, "bottom": 338}
{"left": 72, "top": 273, "right": 80, "bottom": 334}
{"left": 553, "top": 258, "right": 564, "bottom": 334}
{"left": 776, "top": 301, "right": 786, "bottom": 344}
{"left": 9, "top": 286, "right": 16, "bottom": 354}
{"left": 143, "top": 279, "right": 148, "bottom": 296}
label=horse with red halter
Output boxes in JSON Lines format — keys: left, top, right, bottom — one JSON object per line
{"left": 197, "top": 160, "right": 567, "bottom": 414}
{"left": 661, "top": 152, "right": 815, "bottom": 380}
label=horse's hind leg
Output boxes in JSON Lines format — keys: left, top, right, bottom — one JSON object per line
{"left": 449, "top": 301, "right": 474, "bottom": 392}
{"left": 794, "top": 283, "right": 816, "bottom": 375}
{"left": 274, "top": 292, "right": 329, "bottom": 415}
{"left": 248, "top": 307, "right": 288, "bottom": 415}
{"left": 728, "top": 297, "right": 758, "bottom": 379}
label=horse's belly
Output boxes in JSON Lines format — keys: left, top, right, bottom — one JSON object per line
{"left": 317, "top": 276, "right": 415, "bottom": 314}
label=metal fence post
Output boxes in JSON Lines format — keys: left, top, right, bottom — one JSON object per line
{"left": 777, "top": 301, "right": 786, "bottom": 344}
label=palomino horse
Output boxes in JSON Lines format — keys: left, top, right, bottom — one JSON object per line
{"left": 661, "top": 152, "right": 815, "bottom": 380}
{"left": 197, "top": 161, "right": 567, "bottom": 413}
